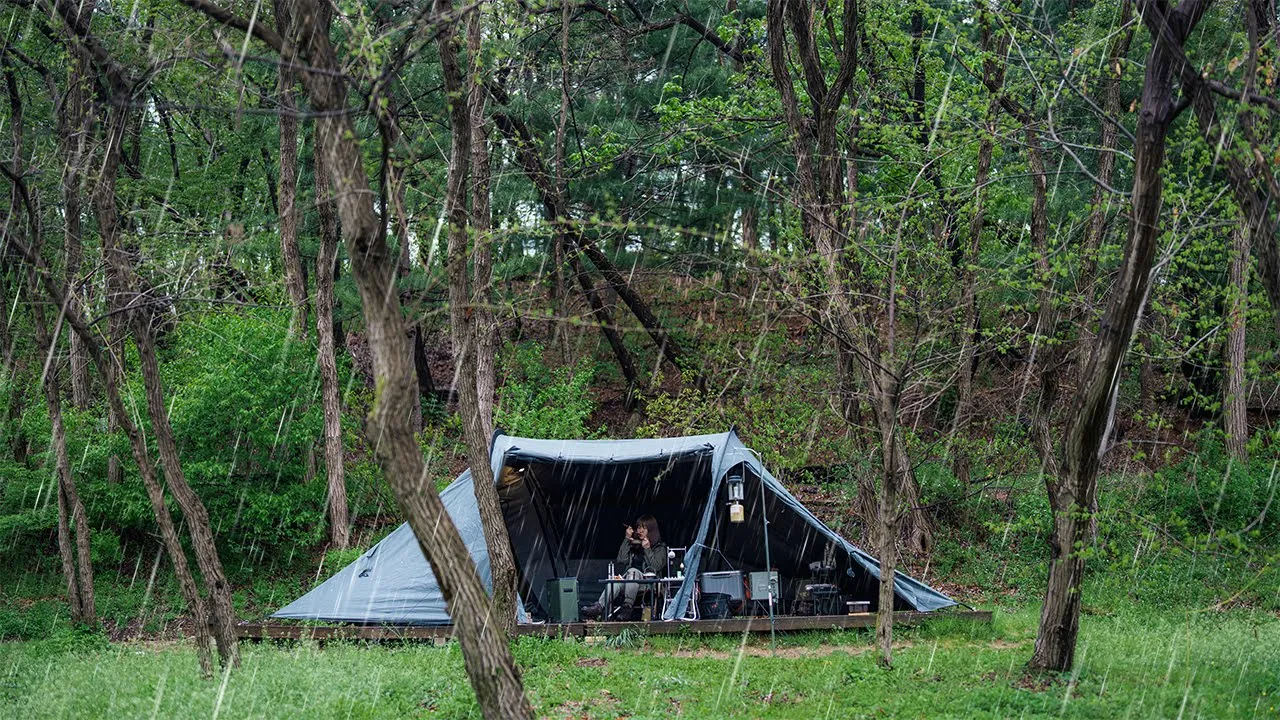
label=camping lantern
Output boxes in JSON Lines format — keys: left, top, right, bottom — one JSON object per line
{"left": 727, "top": 471, "right": 745, "bottom": 523}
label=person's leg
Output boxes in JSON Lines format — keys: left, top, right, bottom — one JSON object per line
{"left": 597, "top": 577, "right": 623, "bottom": 607}
{"left": 622, "top": 568, "right": 644, "bottom": 606}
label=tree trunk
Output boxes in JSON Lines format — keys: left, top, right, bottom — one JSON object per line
{"left": 9, "top": 40, "right": 96, "bottom": 626}
{"left": 439, "top": 4, "right": 519, "bottom": 637}
{"left": 468, "top": 12, "right": 498, "bottom": 427}
{"left": 275, "top": 0, "right": 308, "bottom": 340}
{"left": 60, "top": 35, "right": 94, "bottom": 410}
{"left": 92, "top": 101, "right": 240, "bottom": 669}
{"left": 952, "top": 6, "right": 1010, "bottom": 485}
{"left": 314, "top": 144, "right": 350, "bottom": 550}
{"left": 130, "top": 259, "right": 241, "bottom": 670}
{"left": 1030, "top": 0, "right": 1212, "bottom": 672}
{"left": 875, "top": 407, "right": 898, "bottom": 668}
{"left": 28, "top": 278, "right": 96, "bottom": 626}
{"left": 265, "top": 0, "right": 534, "bottom": 713}
{"left": 742, "top": 204, "right": 759, "bottom": 252}
{"left": 1224, "top": 226, "right": 1249, "bottom": 461}
{"left": 570, "top": 251, "right": 641, "bottom": 406}
{"left": 765, "top": 0, "right": 931, "bottom": 554}
{"left": 7, "top": 145, "right": 217, "bottom": 678}
{"left": 413, "top": 327, "right": 437, "bottom": 402}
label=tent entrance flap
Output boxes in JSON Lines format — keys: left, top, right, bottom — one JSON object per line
{"left": 498, "top": 450, "right": 716, "bottom": 618}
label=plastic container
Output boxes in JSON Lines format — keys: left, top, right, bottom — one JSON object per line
{"left": 699, "top": 571, "right": 744, "bottom": 601}
{"left": 846, "top": 600, "right": 870, "bottom": 614}
{"left": 698, "top": 592, "right": 733, "bottom": 619}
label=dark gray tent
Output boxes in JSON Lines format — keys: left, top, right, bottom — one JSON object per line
{"left": 273, "top": 431, "right": 956, "bottom": 625}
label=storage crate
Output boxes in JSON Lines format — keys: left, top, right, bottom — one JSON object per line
{"left": 699, "top": 571, "right": 744, "bottom": 601}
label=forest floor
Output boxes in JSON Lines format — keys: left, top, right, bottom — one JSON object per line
{"left": 1, "top": 602, "right": 1276, "bottom": 719}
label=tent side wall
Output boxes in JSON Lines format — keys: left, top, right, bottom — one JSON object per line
{"left": 271, "top": 471, "right": 495, "bottom": 625}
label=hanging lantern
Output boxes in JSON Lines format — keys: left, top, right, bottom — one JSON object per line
{"left": 727, "top": 472, "right": 745, "bottom": 523}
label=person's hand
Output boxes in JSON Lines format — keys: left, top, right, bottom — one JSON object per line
{"left": 641, "top": 537, "right": 651, "bottom": 549}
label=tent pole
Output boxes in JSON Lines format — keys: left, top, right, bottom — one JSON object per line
{"left": 760, "top": 468, "right": 775, "bottom": 651}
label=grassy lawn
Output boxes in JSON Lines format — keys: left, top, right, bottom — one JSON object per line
{"left": 1, "top": 605, "right": 1276, "bottom": 719}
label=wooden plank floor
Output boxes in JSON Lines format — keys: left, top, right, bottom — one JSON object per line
{"left": 236, "top": 610, "right": 991, "bottom": 642}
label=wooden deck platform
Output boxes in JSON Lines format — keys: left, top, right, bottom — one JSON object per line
{"left": 236, "top": 610, "right": 991, "bottom": 642}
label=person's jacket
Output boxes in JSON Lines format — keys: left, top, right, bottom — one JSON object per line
{"left": 615, "top": 538, "right": 668, "bottom": 575}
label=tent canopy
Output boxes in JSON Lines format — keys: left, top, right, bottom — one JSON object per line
{"left": 273, "top": 431, "right": 957, "bottom": 625}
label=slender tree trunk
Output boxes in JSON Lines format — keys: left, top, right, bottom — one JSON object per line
{"left": 489, "top": 108, "right": 692, "bottom": 377}
{"left": 1224, "top": 226, "right": 1249, "bottom": 461}
{"left": 61, "top": 38, "right": 94, "bottom": 409}
{"left": 252, "top": 0, "right": 534, "bottom": 712}
{"left": 766, "top": 0, "right": 930, "bottom": 554}
{"left": 9, "top": 44, "right": 96, "bottom": 628}
{"left": 875, "top": 403, "right": 898, "bottom": 668}
{"left": 468, "top": 12, "right": 498, "bottom": 427}
{"left": 313, "top": 145, "right": 349, "bottom": 550}
{"left": 741, "top": 203, "right": 759, "bottom": 252}
{"left": 28, "top": 279, "right": 96, "bottom": 626}
{"left": 439, "top": 4, "right": 519, "bottom": 637}
{"left": 952, "top": 6, "right": 1010, "bottom": 485}
{"left": 570, "top": 251, "right": 641, "bottom": 405}
{"left": 93, "top": 101, "right": 240, "bottom": 668}
{"left": 128, "top": 266, "right": 240, "bottom": 670}
{"left": 13, "top": 5, "right": 220, "bottom": 671}
{"left": 275, "top": 0, "right": 308, "bottom": 340}
{"left": 1030, "top": 0, "right": 1212, "bottom": 671}
{"left": 486, "top": 116, "right": 643, "bottom": 389}
{"left": 413, "top": 328, "right": 437, "bottom": 402}
{"left": 9, "top": 174, "right": 217, "bottom": 681}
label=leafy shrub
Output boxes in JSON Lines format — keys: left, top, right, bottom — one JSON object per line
{"left": 1142, "top": 431, "right": 1278, "bottom": 535}
{"left": 104, "top": 309, "right": 342, "bottom": 562}
{"left": 495, "top": 343, "right": 598, "bottom": 439}
{"left": 639, "top": 368, "right": 849, "bottom": 471}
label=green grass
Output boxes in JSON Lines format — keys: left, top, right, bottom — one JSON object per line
{"left": 1, "top": 605, "right": 1276, "bottom": 719}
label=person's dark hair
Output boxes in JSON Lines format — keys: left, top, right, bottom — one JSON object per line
{"left": 636, "top": 514, "right": 662, "bottom": 546}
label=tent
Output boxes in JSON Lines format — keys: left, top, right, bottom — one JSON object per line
{"left": 273, "top": 431, "right": 957, "bottom": 625}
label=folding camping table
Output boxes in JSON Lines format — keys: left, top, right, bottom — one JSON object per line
{"left": 597, "top": 576, "right": 682, "bottom": 620}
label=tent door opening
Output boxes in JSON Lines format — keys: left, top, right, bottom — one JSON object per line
{"left": 497, "top": 449, "right": 716, "bottom": 620}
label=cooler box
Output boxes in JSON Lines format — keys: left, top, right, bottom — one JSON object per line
{"left": 700, "top": 571, "right": 744, "bottom": 601}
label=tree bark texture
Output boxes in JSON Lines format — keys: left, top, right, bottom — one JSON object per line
{"left": 93, "top": 103, "right": 241, "bottom": 667}
{"left": 40, "top": 327, "right": 97, "bottom": 626}
{"left": 275, "top": 0, "right": 308, "bottom": 340}
{"left": 438, "top": 4, "right": 519, "bottom": 637}
{"left": 261, "top": 0, "right": 534, "bottom": 713}
{"left": 7, "top": 167, "right": 217, "bottom": 677}
{"left": 1029, "top": 0, "right": 1213, "bottom": 672}
{"left": 469, "top": 11, "right": 497, "bottom": 427}
{"left": 14, "top": 90, "right": 96, "bottom": 625}
{"left": 313, "top": 143, "right": 350, "bottom": 550}
{"left": 875, "top": 403, "right": 898, "bottom": 668}
{"left": 58, "top": 24, "right": 95, "bottom": 410}
{"left": 1224, "top": 226, "right": 1249, "bottom": 461}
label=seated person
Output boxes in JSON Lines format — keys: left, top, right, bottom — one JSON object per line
{"left": 582, "top": 515, "right": 667, "bottom": 619}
